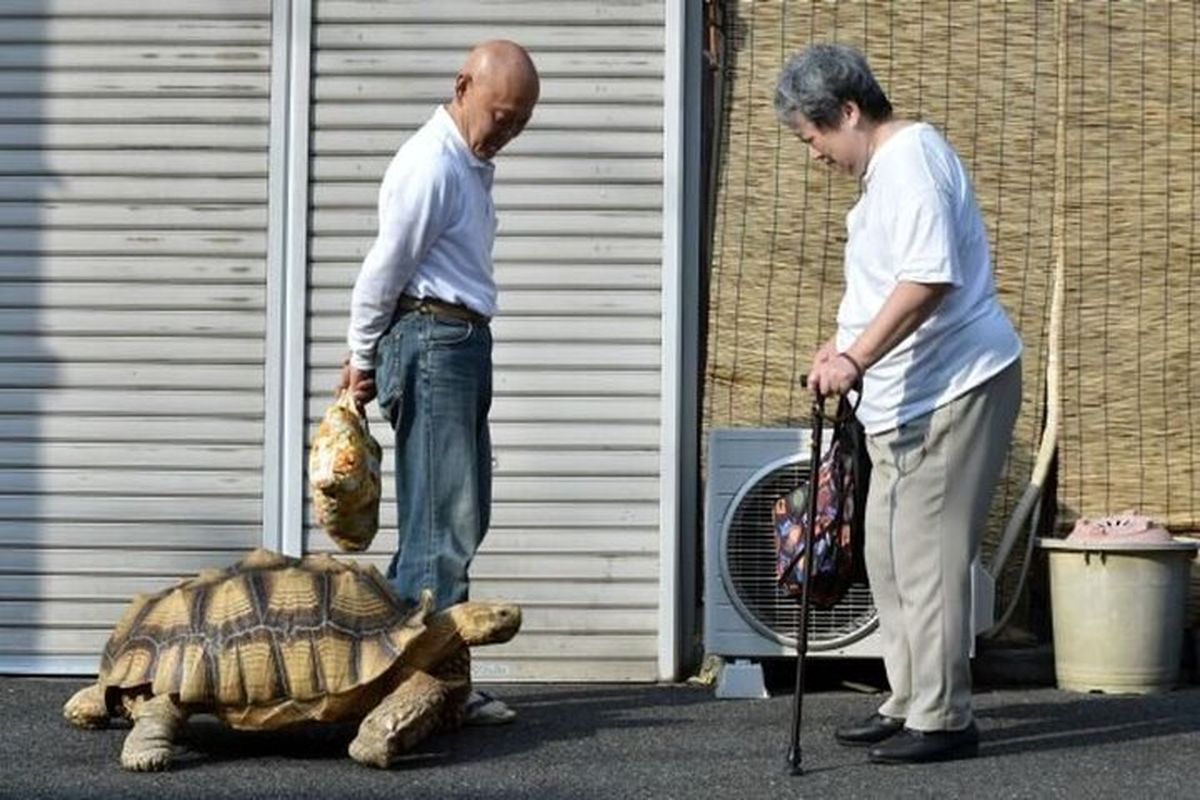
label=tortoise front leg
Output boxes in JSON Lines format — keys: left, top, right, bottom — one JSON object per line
{"left": 349, "top": 671, "right": 447, "bottom": 768}
{"left": 63, "top": 683, "right": 109, "bottom": 729}
{"left": 121, "top": 694, "right": 186, "bottom": 771}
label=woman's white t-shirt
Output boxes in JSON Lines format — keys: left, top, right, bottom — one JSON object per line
{"left": 836, "top": 122, "right": 1022, "bottom": 434}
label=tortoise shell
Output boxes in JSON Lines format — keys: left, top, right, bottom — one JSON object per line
{"left": 97, "top": 549, "right": 429, "bottom": 719}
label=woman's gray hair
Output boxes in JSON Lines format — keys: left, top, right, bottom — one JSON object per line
{"left": 774, "top": 44, "right": 892, "bottom": 127}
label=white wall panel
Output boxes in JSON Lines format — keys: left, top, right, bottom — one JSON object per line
{"left": 0, "top": 0, "right": 677, "bottom": 684}
{"left": 305, "top": 0, "right": 666, "bottom": 681}
{"left": 0, "top": 1, "right": 272, "bottom": 671}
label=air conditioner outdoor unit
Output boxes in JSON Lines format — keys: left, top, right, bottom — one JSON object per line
{"left": 704, "top": 427, "right": 994, "bottom": 698}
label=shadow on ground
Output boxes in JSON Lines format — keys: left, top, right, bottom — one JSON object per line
{"left": 977, "top": 692, "right": 1200, "bottom": 757}
{"left": 99, "top": 684, "right": 720, "bottom": 771}
{"left": 14, "top": 676, "right": 1200, "bottom": 800}
{"left": 79, "top": 673, "right": 1200, "bottom": 771}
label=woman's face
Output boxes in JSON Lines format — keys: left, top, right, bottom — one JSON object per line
{"left": 786, "top": 105, "right": 866, "bottom": 178}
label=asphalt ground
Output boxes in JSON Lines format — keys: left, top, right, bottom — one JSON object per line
{"left": 4, "top": 671, "right": 1199, "bottom": 800}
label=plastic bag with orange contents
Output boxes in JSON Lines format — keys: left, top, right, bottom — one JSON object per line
{"left": 309, "top": 389, "right": 383, "bottom": 551}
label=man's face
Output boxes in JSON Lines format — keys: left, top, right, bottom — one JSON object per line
{"left": 787, "top": 107, "right": 863, "bottom": 178}
{"left": 456, "top": 76, "right": 537, "bottom": 161}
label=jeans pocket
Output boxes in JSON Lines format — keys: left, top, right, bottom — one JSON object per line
{"left": 375, "top": 328, "right": 405, "bottom": 425}
{"left": 428, "top": 317, "right": 473, "bottom": 347}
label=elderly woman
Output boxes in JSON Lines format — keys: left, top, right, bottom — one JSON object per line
{"left": 776, "top": 44, "right": 1022, "bottom": 764}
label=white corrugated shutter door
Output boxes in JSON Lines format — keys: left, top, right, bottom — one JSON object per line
{"left": 306, "top": 1, "right": 665, "bottom": 681}
{"left": 0, "top": 1, "right": 272, "bottom": 671}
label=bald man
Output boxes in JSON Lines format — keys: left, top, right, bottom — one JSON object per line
{"left": 340, "top": 41, "right": 539, "bottom": 725}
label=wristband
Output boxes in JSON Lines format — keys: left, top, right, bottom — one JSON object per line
{"left": 838, "top": 351, "right": 865, "bottom": 384}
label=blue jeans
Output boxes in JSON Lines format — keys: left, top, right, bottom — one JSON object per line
{"left": 374, "top": 310, "right": 493, "bottom": 610}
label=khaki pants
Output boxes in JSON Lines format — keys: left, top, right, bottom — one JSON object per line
{"left": 865, "top": 360, "right": 1021, "bottom": 731}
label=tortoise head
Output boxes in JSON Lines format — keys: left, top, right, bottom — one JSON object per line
{"left": 442, "top": 601, "right": 522, "bottom": 647}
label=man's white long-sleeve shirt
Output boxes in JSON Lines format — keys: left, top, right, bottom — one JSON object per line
{"left": 347, "top": 106, "right": 497, "bottom": 371}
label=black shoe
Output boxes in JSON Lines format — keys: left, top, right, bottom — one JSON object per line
{"left": 868, "top": 722, "right": 980, "bottom": 764}
{"left": 834, "top": 713, "right": 906, "bottom": 747}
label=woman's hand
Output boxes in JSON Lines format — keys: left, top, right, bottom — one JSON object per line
{"left": 808, "top": 339, "right": 837, "bottom": 380}
{"left": 807, "top": 351, "right": 861, "bottom": 397}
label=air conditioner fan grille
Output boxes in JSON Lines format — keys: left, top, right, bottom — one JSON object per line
{"left": 724, "top": 461, "right": 876, "bottom": 647}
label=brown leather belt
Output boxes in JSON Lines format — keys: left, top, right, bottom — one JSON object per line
{"left": 396, "top": 294, "right": 489, "bottom": 326}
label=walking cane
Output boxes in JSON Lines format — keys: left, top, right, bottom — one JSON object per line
{"left": 786, "top": 390, "right": 826, "bottom": 776}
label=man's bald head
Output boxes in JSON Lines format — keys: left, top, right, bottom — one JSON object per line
{"left": 449, "top": 40, "right": 540, "bottom": 161}
{"left": 463, "top": 40, "right": 540, "bottom": 100}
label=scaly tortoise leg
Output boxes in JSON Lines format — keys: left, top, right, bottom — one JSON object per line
{"left": 121, "top": 694, "right": 186, "bottom": 771}
{"left": 63, "top": 683, "right": 109, "bottom": 729}
{"left": 349, "top": 671, "right": 448, "bottom": 768}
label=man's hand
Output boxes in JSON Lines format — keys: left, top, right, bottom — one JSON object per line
{"left": 338, "top": 356, "right": 377, "bottom": 407}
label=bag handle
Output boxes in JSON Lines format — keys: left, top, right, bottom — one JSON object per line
{"left": 803, "top": 383, "right": 861, "bottom": 425}
{"left": 335, "top": 387, "right": 371, "bottom": 433}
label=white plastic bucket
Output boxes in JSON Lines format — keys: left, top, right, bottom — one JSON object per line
{"left": 1039, "top": 538, "right": 1199, "bottom": 694}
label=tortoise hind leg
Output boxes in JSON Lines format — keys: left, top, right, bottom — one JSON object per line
{"left": 120, "top": 694, "right": 187, "bottom": 771}
{"left": 63, "top": 683, "right": 109, "bottom": 729}
{"left": 349, "top": 671, "right": 448, "bottom": 768}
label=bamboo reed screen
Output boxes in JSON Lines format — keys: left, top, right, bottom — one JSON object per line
{"left": 707, "top": 1, "right": 1199, "bottom": 548}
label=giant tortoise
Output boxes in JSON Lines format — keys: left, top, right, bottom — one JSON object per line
{"left": 62, "top": 548, "right": 520, "bottom": 770}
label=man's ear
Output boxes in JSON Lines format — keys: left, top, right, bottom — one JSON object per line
{"left": 453, "top": 72, "right": 471, "bottom": 103}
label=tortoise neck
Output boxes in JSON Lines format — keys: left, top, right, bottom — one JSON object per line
{"left": 408, "top": 614, "right": 464, "bottom": 672}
